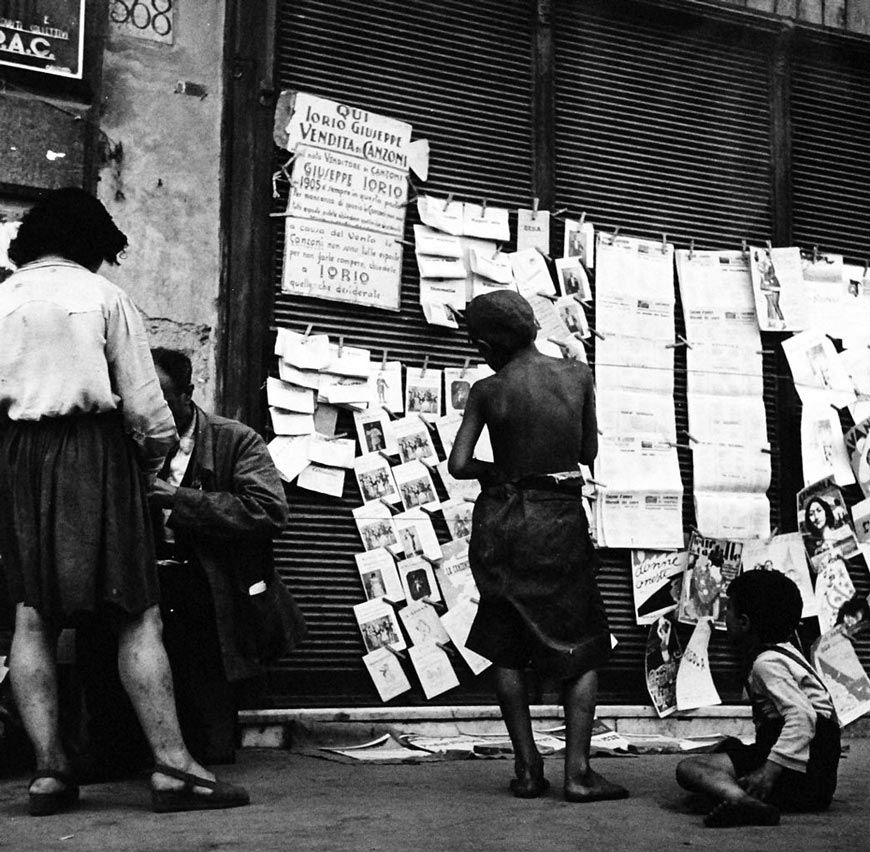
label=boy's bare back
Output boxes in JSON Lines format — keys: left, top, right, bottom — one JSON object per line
{"left": 451, "top": 348, "right": 597, "bottom": 482}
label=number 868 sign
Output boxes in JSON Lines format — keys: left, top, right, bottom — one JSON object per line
{"left": 110, "top": 0, "right": 174, "bottom": 44}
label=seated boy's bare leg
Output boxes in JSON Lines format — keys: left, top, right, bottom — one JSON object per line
{"left": 563, "top": 670, "right": 628, "bottom": 803}
{"left": 676, "top": 755, "right": 779, "bottom": 827}
{"left": 495, "top": 667, "right": 548, "bottom": 797}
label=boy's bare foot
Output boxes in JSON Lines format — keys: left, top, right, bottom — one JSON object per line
{"left": 510, "top": 758, "right": 549, "bottom": 799}
{"left": 564, "top": 768, "right": 629, "bottom": 803}
{"left": 703, "top": 798, "right": 780, "bottom": 828}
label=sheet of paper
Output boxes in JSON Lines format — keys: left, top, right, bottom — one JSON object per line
{"left": 599, "top": 490, "right": 684, "bottom": 550}
{"left": 812, "top": 629, "right": 870, "bottom": 727}
{"left": 440, "top": 599, "right": 491, "bottom": 674}
{"left": 307, "top": 433, "right": 356, "bottom": 469}
{"left": 353, "top": 598, "right": 407, "bottom": 653}
{"left": 417, "top": 195, "right": 464, "bottom": 235}
{"left": 421, "top": 300, "right": 458, "bottom": 328}
{"left": 469, "top": 247, "right": 513, "bottom": 284}
{"left": 267, "top": 435, "right": 311, "bottom": 483}
{"left": 645, "top": 616, "right": 680, "bottom": 718}
{"left": 266, "top": 377, "right": 316, "bottom": 414}
{"left": 419, "top": 279, "right": 466, "bottom": 310}
{"left": 433, "top": 538, "right": 477, "bottom": 609}
{"left": 596, "top": 232, "right": 674, "bottom": 300}
{"left": 463, "top": 203, "right": 509, "bottom": 241}
{"left": 278, "top": 360, "right": 322, "bottom": 390}
{"left": 296, "top": 462, "right": 345, "bottom": 497}
{"left": 814, "top": 557, "right": 856, "bottom": 635}
{"left": 367, "top": 360, "right": 404, "bottom": 414}
{"left": 416, "top": 253, "right": 466, "bottom": 280}
{"left": 269, "top": 407, "right": 315, "bottom": 436}
{"left": 408, "top": 641, "right": 460, "bottom": 699}
{"left": 798, "top": 477, "right": 861, "bottom": 574}
{"left": 801, "top": 402, "right": 855, "bottom": 487}
{"left": 596, "top": 436, "right": 682, "bottom": 492}
{"left": 440, "top": 498, "right": 474, "bottom": 540}
{"left": 362, "top": 646, "right": 412, "bottom": 702}
{"left": 355, "top": 548, "right": 405, "bottom": 602}
{"left": 783, "top": 330, "right": 855, "bottom": 408}
{"left": 443, "top": 367, "right": 480, "bottom": 417}
{"left": 675, "top": 618, "right": 722, "bottom": 711}
{"left": 516, "top": 208, "right": 550, "bottom": 253}
{"left": 694, "top": 492, "right": 771, "bottom": 541}
{"left": 318, "top": 374, "right": 369, "bottom": 406}
{"left": 413, "top": 224, "right": 462, "bottom": 257}
{"left": 353, "top": 452, "right": 401, "bottom": 504}
{"left": 631, "top": 550, "right": 687, "bottom": 625}
{"left": 510, "top": 248, "right": 555, "bottom": 298}
{"left": 554, "top": 256, "right": 591, "bottom": 300}
{"left": 555, "top": 295, "right": 589, "bottom": 338}
{"left": 691, "top": 443, "right": 771, "bottom": 493}
{"left": 435, "top": 460, "right": 481, "bottom": 503}
{"left": 597, "top": 390, "right": 676, "bottom": 442}
{"left": 686, "top": 342, "right": 764, "bottom": 397}
{"left": 399, "top": 600, "right": 450, "bottom": 646}
{"left": 392, "top": 416, "right": 439, "bottom": 465}
{"left": 320, "top": 342, "right": 371, "bottom": 378}
{"left": 749, "top": 245, "right": 805, "bottom": 331}
{"left": 687, "top": 394, "right": 767, "bottom": 446}
{"left": 275, "top": 328, "right": 331, "bottom": 369}
{"left": 313, "top": 404, "right": 339, "bottom": 436}
{"left": 740, "top": 533, "right": 817, "bottom": 618}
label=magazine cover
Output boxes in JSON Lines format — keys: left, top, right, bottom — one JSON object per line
{"left": 677, "top": 532, "right": 743, "bottom": 630}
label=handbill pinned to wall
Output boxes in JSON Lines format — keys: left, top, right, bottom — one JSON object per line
{"left": 275, "top": 91, "right": 426, "bottom": 311}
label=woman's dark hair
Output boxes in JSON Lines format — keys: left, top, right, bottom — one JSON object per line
{"left": 151, "top": 347, "right": 193, "bottom": 394}
{"left": 7, "top": 187, "right": 128, "bottom": 269}
{"left": 803, "top": 495, "right": 835, "bottom": 533}
{"left": 727, "top": 570, "right": 803, "bottom": 644}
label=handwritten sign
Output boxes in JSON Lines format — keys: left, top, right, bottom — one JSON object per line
{"left": 110, "top": 0, "right": 175, "bottom": 45}
{"left": 282, "top": 218, "right": 402, "bottom": 311}
{"left": 0, "top": 0, "right": 84, "bottom": 78}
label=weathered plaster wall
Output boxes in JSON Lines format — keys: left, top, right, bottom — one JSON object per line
{"left": 688, "top": 0, "right": 870, "bottom": 34}
{"left": 97, "top": 2, "right": 225, "bottom": 411}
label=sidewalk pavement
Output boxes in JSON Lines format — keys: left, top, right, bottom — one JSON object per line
{"left": 2, "top": 739, "right": 868, "bottom": 852}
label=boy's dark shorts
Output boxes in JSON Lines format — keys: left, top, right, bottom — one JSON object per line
{"left": 716, "top": 714, "right": 841, "bottom": 812}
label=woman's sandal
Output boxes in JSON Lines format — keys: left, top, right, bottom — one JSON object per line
{"left": 151, "top": 764, "right": 250, "bottom": 813}
{"left": 28, "top": 770, "right": 80, "bottom": 817}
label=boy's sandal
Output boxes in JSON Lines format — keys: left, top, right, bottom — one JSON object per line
{"left": 703, "top": 800, "right": 780, "bottom": 828}
{"left": 28, "top": 770, "right": 80, "bottom": 817}
{"left": 150, "top": 764, "right": 250, "bottom": 813}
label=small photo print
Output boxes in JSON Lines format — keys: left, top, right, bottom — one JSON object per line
{"left": 554, "top": 256, "right": 592, "bottom": 301}
{"left": 442, "top": 498, "right": 473, "bottom": 540}
{"left": 353, "top": 599, "right": 407, "bottom": 653}
{"left": 399, "top": 476, "right": 437, "bottom": 510}
{"left": 406, "top": 370, "right": 442, "bottom": 415}
{"left": 362, "top": 569, "right": 388, "bottom": 599}
{"left": 405, "top": 567, "right": 432, "bottom": 600}
{"left": 396, "top": 430, "right": 437, "bottom": 464}
{"left": 362, "top": 420, "right": 387, "bottom": 453}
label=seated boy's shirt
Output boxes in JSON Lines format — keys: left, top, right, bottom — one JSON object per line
{"left": 748, "top": 642, "right": 836, "bottom": 773}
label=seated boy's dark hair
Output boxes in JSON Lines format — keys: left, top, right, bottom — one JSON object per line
{"left": 466, "top": 290, "right": 537, "bottom": 354}
{"left": 151, "top": 347, "right": 193, "bottom": 394}
{"left": 8, "top": 187, "right": 128, "bottom": 269}
{"left": 727, "top": 570, "right": 802, "bottom": 644}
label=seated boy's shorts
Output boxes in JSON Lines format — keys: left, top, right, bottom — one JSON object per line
{"left": 716, "top": 715, "right": 840, "bottom": 812}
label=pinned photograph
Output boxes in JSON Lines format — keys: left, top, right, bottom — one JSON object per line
{"left": 405, "top": 368, "right": 442, "bottom": 415}
{"left": 797, "top": 477, "right": 860, "bottom": 573}
{"left": 395, "top": 508, "right": 442, "bottom": 561}
{"left": 354, "top": 549, "right": 405, "bottom": 602}
{"left": 368, "top": 360, "right": 404, "bottom": 414}
{"left": 354, "top": 408, "right": 398, "bottom": 455}
{"left": 554, "top": 256, "right": 592, "bottom": 301}
{"left": 441, "top": 498, "right": 474, "bottom": 540}
{"left": 677, "top": 533, "right": 743, "bottom": 630}
{"left": 353, "top": 599, "right": 406, "bottom": 654}
{"left": 433, "top": 538, "right": 478, "bottom": 610}
{"left": 814, "top": 557, "right": 856, "bottom": 635}
{"left": 399, "top": 600, "right": 450, "bottom": 647}
{"left": 440, "top": 599, "right": 491, "bottom": 675}
{"left": 630, "top": 550, "right": 686, "bottom": 625}
{"left": 397, "top": 555, "right": 441, "bottom": 604}
{"left": 392, "top": 416, "right": 439, "bottom": 464}
{"left": 555, "top": 295, "right": 590, "bottom": 338}
{"left": 645, "top": 616, "right": 681, "bottom": 718}
{"left": 353, "top": 501, "right": 400, "bottom": 553}
{"left": 812, "top": 628, "right": 870, "bottom": 727}
{"left": 393, "top": 460, "right": 439, "bottom": 511}
{"left": 353, "top": 453, "right": 400, "bottom": 504}
{"left": 362, "top": 646, "right": 412, "bottom": 703}
{"left": 562, "top": 217, "right": 596, "bottom": 268}
{"left": 740, "top": 533, "right": 817, "bottom": 618}
{"left": 408, "top": 641, "right": 460, "bottom": 699}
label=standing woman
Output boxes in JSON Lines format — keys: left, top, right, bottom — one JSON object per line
{"left": 0, "top": 188, "right": 248, "bottom": 815}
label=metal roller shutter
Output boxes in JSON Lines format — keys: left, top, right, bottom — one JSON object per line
{"left": 268, "top": 0, "right": 535, "bottom": 705}
{"left": 552, "top": 0, "right": 778, "bottom": 701}
{"left": 789, "top": 32, "right": 870, "bottom": 676}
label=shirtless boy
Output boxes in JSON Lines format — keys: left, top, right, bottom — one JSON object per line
{"left": 448, "top": 289, "right": 627, "bottom": 803}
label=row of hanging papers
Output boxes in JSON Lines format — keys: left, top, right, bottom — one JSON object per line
{"left": 267, "top": 206, "right": 870, "bottom": 714}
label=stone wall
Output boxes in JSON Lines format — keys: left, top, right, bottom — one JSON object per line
{"left": 691, "top": 0, "right": 870, "bottom": 35}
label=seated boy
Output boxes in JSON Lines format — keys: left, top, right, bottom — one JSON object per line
{"left": 676, "top": 570, "right": 840, "bottom": 827}
{"left": 447, "top": 290, "right": 627, "bottom": 803}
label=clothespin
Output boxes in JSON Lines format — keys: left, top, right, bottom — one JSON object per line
{"left": 677, "top": 334, "right": 692, "bottom": 350}
{"left": 492, "top": 243, "right": 502, "bottom": 259}
{"left": 610, "top": 227, "right": 620, "bottom": 243}
{"left": 421, "top": 596, "right": 446, "bottom": 612}
{"left": 420, "top": 354, "right": 429, "bottom": 378}
{"left": 395, "top": 238, "right": 414, "bottom": 248}
{"left": 444, "top": 304, "right": 462, "bottom": 323}
{"left": 324, "top": 432, "right": 350, "bottom": 442}
{"left": 303, "top": 323, "right": 313, "bottom": 338}
{"left": 661, "top": 233, "right": 668, "bottom": 254}
{"left": 765, "top": 239, "right": 773, "bottom": 252}
{"left": 579, "top": 211, "right": 587, "bottom": 226}
{"left": 551, "top": 207, "right": 568, "bottom": 219}
{"left": 572, "top": 292, "right": 592, "bottom": 306}
{"left": 863, "top": 259, "right": 868, "bottom": 276}
{"left": 813, "top": 245, "right": 820, "bottom": 264}
{"left": 536, "top": 290, "right": 558, "bottom": 302}
{"left": 760, "top": 446, "right": 771, "bottom": 454}
{"left": 435, "top": 642, "right": 457, "bottom": 657}
{"left": 443, "top": 192, "right": 454, "bottom": 211}
{"left": 381, "top": 405, "right": 397, "bottom": 421}
{"left": 688, "top": 239, "right": 695, "bottom": 260}
{"left": 665, "top": 339, "right": 685, "bottom": 350}
{"left": 536, "top": 246, "right": 552, "bottom": 262}
{"left": 460, "top": 357, "right": 470, "bottom": 378}
{"left": 585, "top": 476, "right": 607, "bottom": 488}
{"left": 384, "top": 644, "right": 407, "bottom": 660}
{"left": 380, "top": 498, "right": 399, "bottom": 513}
{"left": 766, "top": 526, "right": 780, "bottom": 544}
{"left": 597, "top": 427, "right": 604, "bottom": 436}
{"left": 378, "top": 450, "right": 396, "bottom": 465}
{"left": 337, "top": 336, "right": 345, "bottom": 358}
{"left": 480, "top": 198, "right": 487, "bottom": 216}
{"left": 682, "top": 430, "right": 699, "bottom": 444}
{"left": 532, "top": 197, "right": 539, "bottom": 220}
{"left": 756, "top": 349, "right": 775, "bottom": 355}
{"left": 393, "top": 195, "right": 418, "bottom": 208}
{"left": 382, "top": 349, "right": 388, "bottom": 368}
{"left": 588, "top": 326, "right": 606, "bottom": 341}
{"left": 470, "top": 596, "right": 481, "bottom": 605}
{"left": 418, "top": 413, "right": 435, "bottom": 431}
{"left": 741, "top": 239, "right": 749, "bottom": 257}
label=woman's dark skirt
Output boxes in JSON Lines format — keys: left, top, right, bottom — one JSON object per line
{"left": 0, "top": 411, "right": 160, "bottom": 624}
